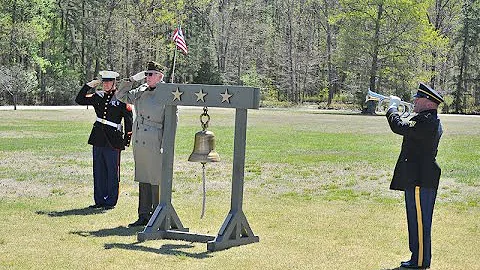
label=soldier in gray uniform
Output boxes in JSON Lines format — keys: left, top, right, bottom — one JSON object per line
{"left": 116, "top": 61, "right": 169, "bottom": 226}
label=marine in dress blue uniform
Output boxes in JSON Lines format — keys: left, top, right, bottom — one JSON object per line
{"left": 386, "top": 83, "right": 444, "bottom": 269}
{"left": 75, "top": 71, "right": 133, "bottom": 209}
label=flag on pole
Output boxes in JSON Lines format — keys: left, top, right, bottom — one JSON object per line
{"left": 173, "top": 26, "right": 188, "bottom": 55}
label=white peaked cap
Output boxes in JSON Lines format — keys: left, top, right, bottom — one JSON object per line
{"left": 99, "top": 70, "right": 120, "bottom": 80}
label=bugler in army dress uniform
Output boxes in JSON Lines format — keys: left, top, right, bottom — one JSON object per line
{"left": 75, "top": 70, "right": 133, "bottom": 209}
{"left": 116, "top": 61, "right": 171, "bottom": 226}
{"left": 386, "top": 83, "right": 444, "bottom": 269}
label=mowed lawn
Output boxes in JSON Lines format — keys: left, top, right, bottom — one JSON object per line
{"left": 0, "top": 107, "right": 478, "bottom": 270}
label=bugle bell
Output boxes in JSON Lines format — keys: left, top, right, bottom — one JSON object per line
{"left": 365, "top": 89, "right": 414, "bottom": 117}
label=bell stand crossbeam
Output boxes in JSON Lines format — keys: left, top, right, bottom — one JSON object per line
{"left": 137, "top": 83, "right": 260, "bottom": 251}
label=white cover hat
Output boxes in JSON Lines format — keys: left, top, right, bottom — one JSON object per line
{"left": 99, "top": 70, "right": 119, "bottom": 80}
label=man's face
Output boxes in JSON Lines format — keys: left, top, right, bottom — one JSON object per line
{"left": 146, "top": 71, "right": 164, "bottom": 87}
{"left": 413, "top": 97, "right": 430, "bottom": 113}
{"left": 102, "top": 80, "right": 115, "bottom": 92}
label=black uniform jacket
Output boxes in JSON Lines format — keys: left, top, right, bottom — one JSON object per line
{"left": 76, "top": 84, "right": 133, "bottom": 150}
{"left": 386, "top": 108, "right": 442, "bottom": 191}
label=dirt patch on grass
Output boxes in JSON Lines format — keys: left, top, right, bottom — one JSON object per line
{"left": 0, "top": 178, "right": 53, "bottom": 198}
{"left": 242, "top": 162, "right": 478, "bottom": 203}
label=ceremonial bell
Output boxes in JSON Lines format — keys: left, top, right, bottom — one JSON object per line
{"left": 188, "top": 107, "right": 220, "bottom": 164}
{"left": 189, "top": 107, "right": 219, "bottom": 219}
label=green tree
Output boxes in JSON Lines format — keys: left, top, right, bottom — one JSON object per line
{"left": 336, "top": 0, "right": 443, "bottom": 111}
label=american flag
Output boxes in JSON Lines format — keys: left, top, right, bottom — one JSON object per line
{"left": 173, "top": 26, "right": 188, "bottom": 55}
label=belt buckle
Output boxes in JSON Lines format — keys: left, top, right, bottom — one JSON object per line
{"left": 101, "top": 119, "right": 107, "bottom": 124}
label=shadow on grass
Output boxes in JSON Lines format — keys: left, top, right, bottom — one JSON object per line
{"left": 104, "top": 242, "right": 212, "bottom": 259}
{"left": 70, "top": 226, "right": 140, "bottom": 237}
{"left": 36, "top": 207, "right": 106, "bottom": 217}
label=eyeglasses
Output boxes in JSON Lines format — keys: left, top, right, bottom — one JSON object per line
{"left": 145, "top": 72, "right": 160, "bottom": 77}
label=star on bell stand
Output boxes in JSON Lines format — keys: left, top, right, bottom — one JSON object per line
{"left": 172, "top": 88, "right": 183, "bottom": 101}
{"left": 195, "top": 89, "right": 207, "bottom": 102}
{"left": 220, "top": 89, "right": 232, "bottom": 103}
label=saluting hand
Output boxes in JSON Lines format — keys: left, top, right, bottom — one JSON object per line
{"left": 131, "top": 71, "right": 146, "bottom": 82}
{"left": 86, "top": 79, "right": 101, "bottom": 88}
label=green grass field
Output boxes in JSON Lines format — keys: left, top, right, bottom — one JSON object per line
{"left": 0, "top": 107, "right": 478, "bottom": 269}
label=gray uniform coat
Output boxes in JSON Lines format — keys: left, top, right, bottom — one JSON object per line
{"left": 116, "top": 81, "right": 165, "bottom": 185}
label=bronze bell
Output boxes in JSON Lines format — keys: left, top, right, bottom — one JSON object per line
{"left": 188, "top": 129, "right": 220, "bottom": 163}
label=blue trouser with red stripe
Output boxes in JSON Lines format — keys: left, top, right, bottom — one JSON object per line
{"left": 405, "top": 186, "right": 437, "bottom": 268}
{"left": 93, "top": 146, "right": 121, "bottom": 207}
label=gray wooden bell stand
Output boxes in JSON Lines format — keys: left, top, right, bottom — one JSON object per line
{"left": 137, "top": 83, "right": 260, "bottom": 251}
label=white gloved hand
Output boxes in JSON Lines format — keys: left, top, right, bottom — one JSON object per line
{"left": 131, "top": 71, "right": 146, "bottom": 82}
{"left": 389, "top": 95, "right": 401, "bottom": 109}
{"left": 86, "top": 79, "right": 101, "bottom": 88}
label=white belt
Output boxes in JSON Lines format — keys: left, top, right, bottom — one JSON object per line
{"left": 96, "top": 117, "right": 122, "bottom": 130}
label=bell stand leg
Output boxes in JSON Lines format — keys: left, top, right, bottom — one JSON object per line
{"left": 138, "top": 105, "right": 215, "bottom": 243}
{"left": 207, "top": 108, "right": 259, "bottom": 251}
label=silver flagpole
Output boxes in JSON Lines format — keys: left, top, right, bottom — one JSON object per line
{"left": 170, "top": 48, "right": 177, "bottom": 83}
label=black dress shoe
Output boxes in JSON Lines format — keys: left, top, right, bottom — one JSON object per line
{"left": 88, "top": 204, "right": 104, "bottom": 209}
{"left": 103, "top": 205, "right": 115, "bottom": 210}
{"left": 128, "top": 218, "right": 149, "bottom": 227}
{"left": 400, "top": 260, "right": 430, "bottom": 269}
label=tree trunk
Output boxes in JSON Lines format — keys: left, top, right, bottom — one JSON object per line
{"left": 9, "top": 0, "right": 18, "bottom": 64}
{"left": 38, "top": 41, "right": 47, "bottom": 104}
{"left": 216, "top": 1, "right": 237, "bottom": 75}
{"left": 455, "top": 3, "right": 470, "bottom": 113}
{"left": 286, "top": 1, "right": 297, "bottom": 103}
{"left": 13, "top": 94, "right": 17, "bottom": 110}
{"left": 369, "top": 4, "right": 383, "bottom": 93}
{"left": 81, "top": 0, "right": 86, "bottom": 82}
{"left": 324, "top": 0, "right": 335, "bottom": 106}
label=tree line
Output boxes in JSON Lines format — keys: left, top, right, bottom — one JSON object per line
{"left": 0, "top": 0, "right": 479, "bottom": 113}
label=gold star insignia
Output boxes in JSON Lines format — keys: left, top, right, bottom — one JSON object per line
{"left": 220, "top": 89, "right": 233, "bottom": 103}
{"left": 195, "top": 89, "right": 207, "bottom": 102}
{"left": 172, "top": 88, "right": 183, "bottom": 101}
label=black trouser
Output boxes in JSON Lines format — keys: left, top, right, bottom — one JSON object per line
{"left": 138, "top": 182, "right": 159, "bottom": 219}
{"left": 405, "top": 186, "right": 437, "bottom": 268}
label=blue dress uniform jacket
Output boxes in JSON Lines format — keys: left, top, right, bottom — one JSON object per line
{"left": 75, "top": 84, "right": 133, "bottom": 149}
{"left": 386, "top": 108, "right": 442, "bottom": 191}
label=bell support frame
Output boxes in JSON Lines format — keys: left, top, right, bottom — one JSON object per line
{"left": 137, "top": 83, "right": 260, "bottom": 251}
